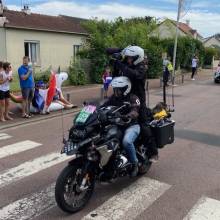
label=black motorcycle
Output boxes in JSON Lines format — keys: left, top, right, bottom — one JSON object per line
{"left": 55, "top": 103, "right": 174, "bottom": 213}
{"left": 214, "top": 71, "right": 220, "bottom": 83}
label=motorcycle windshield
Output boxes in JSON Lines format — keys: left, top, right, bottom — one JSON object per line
{"left": 75, "top": 105, "right": 97, "bottom": 125}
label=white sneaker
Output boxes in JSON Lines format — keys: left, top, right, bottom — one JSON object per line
{"left": 191, "top": 78, "right": 195, "bottom": 81}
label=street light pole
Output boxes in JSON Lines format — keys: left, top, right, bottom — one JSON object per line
{"left": 172, "top": 0, "right": 184, "bottom": 85}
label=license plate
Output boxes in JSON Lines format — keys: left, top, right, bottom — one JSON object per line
{"left": 62, "top": 141, "right": 78, "bottom": 155}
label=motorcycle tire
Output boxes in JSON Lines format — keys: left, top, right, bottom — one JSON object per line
{"left": 55, "top": 163, "right": 95, "bottom": 213}
{"left": 138, "top": 161, "right": 152, "bottom": 175}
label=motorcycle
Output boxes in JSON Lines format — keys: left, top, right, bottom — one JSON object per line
{"left": 214, "top": 71, "right": 220, "bottom": 83}
{"left": 55, "top": 102, "right": 174, "bottom": 213}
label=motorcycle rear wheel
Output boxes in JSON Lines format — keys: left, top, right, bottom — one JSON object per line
{"left": 55, "top": 163, "right": 95, "bottom": 213}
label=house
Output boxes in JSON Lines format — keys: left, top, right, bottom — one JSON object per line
{"left": 152, "top": 18, "right": 203, "bottom": 42}
{"left": 0, "top": 3, "right": 88, "bottom": 72}
{"left": 203, "top": 34, "right": 220, "bottom": 49}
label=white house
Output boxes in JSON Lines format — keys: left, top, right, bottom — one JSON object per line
{"left": 203, "top": 34, "right": 220, "bottom": 48}
{"left": 152, "top": 19, "right": 203, "bottom": 42}
{"left": 0, "top": 2, "right": 88, "bottom": 71}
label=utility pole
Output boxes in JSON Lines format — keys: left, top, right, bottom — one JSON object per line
{"left": 172, "top": 0, "right": 184, "bottom": 85}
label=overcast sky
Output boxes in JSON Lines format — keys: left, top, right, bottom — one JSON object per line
{"left": 3, "top": 0, "right": 220, "bottom": 37}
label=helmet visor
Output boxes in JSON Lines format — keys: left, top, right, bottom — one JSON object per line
{"left": 113, "top": 86, "right": 128, "bottom": 97}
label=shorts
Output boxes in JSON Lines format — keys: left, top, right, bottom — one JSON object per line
{"left": 103, "top": 82, "right": 110, "bottom": 91}
{"left": 21, "top": 88, "right": 34, "bottom": 100}
{"left": 0, "top": 90, "right": 10, "bottom": 100}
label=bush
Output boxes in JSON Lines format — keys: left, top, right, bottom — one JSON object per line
{"left": 160, "top": 37, "right": 205, "bottom": 70}
{"left": 68, "top": 59, "right": 87, "bottom": 85}
{"left": 34, "top": 68, "right": 51, "bottom": 83}
{"left": 79, "top": 17, "right": 206, "bottom": 81}
{"left": 204, "top": 47, "right": 220, "bottom": 66}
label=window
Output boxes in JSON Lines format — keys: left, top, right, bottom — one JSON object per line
{"left": 24, "top": 41, "right": 40, "bottom": 65}
{"left": 73, "top": 45, "right": 81, "bottom": 61}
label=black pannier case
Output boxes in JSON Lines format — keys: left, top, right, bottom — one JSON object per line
{"left": 151, "top": 120, "right": 175, "bottom": 148}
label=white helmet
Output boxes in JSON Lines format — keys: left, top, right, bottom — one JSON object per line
{"left": 111, "top": 76, "right": 131, "bottom": 96}
{"left": 122, "top": 45, "right": 145, "bottom": 65}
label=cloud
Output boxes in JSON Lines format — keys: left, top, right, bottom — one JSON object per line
{"left": 6, "top": 0, "right": 220, "bottom": 37}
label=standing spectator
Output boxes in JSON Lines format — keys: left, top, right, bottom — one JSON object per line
{"left": 18, "top": 56, "right": 35, "bottom": 118}
{"left": 163, "top": 57, "right": 172, "bottom": 86}
{"left": 0, "top": 62, "right": 13, "bottom": 121}
{"left": 102, "top": 66, "right": 112, "bottom": 98}
{"left": 191, "top": 55, "right": 198, "bottom": 80}
{"left": 216, "top": 62, "right": 220, "bottom": 73}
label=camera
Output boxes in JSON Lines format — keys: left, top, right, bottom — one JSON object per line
{"left": 111, "top": 53, "right": 123, "bottom": 60}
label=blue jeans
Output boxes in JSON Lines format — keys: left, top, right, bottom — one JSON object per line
{"left": 122, "top": 124, "right": 140, "bottom": 164}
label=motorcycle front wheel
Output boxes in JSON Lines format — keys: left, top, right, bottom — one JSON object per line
{"left": 55, "top": 162, "right": 95, "bottom": 213}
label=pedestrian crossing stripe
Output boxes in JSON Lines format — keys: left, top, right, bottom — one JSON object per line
{"left": 0, "top": 178, "right": 171, "bottom": 220}
{"left": 0, "top": 133, "right": 12, "bottom": 141}
{"left": 0, "top": 152, "right": 71, "bottom": 189}
{"left": 183, "top": 196, "right": 220, "bottom": 220}
{"left": 0, "top": 140, "right": 42, "bottom": 159}
{"left": 83, "top": 177, "right": 171, "bottom": 220}
{"left": 0, "top": 184, "right": 56, "bottom": 220}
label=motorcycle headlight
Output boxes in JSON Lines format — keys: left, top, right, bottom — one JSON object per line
{"left": 70, "top": 129, "right": 87, "bottom": 140}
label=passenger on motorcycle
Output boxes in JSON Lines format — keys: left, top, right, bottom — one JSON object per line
{"left": 107, "top": 45, "right": 159, "bottom": 162}
{"left": 102, "top": 76, "right": 141, "bottom": 177}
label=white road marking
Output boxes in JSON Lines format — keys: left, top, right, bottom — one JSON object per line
{"left": 183, "top": 197, "right": 220, "bottom": 220}
{"left": 0, "top": 184, "right": 56, "bottom": 220}
{"left": 0, "top": 133, "right": 12, "bottom": 141}
{"left": 0, "top": 152, "right": 70, "bottom": 189}
{"left": 83, "top": 177, "right": 171, "bottom": 220}
{"left": 0, "top": 140, "right": 42, "bottom": 159}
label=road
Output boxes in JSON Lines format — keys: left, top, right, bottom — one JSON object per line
{"left": 0, "top": 77, "right": 220, "bottom": 220}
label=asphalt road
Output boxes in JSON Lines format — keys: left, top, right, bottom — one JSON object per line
{"left": 0, "top": 77, "right": 220, "bottom": 220}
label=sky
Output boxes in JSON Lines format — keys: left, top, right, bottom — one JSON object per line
{"left": 2, "top": 0, "right": 220, "bottom": 37}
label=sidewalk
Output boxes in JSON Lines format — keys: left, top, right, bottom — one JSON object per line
{"left": 0, "top": 69, "right": 213, "bottom": 130}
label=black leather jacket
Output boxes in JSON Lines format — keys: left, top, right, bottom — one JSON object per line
{"left": 102, "top": 94, "right": 141, "bottom": 125}
{"left": 106, "top": 48, "right": 147, "bottom": 106}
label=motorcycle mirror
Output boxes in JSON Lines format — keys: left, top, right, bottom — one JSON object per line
{"left": 123, "top": 102, "right": 131, "bottom": 107}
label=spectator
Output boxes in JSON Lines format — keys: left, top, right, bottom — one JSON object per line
{"left": 191, "top": 55, "right": 198, "bottom": 80}
{"left": 18, "top": 56, "right": 35, "bottom": 118}
{"left": 163, "top": 57, "right": 172, "bottom": 86}
{"left": 216, "top": 63, "right": 220, "bottom": 73}
{"left": 0, "top": 62, "right": 13, "bottom": 121}
{"left": 53, "top": 88, "right": 74, "bottom": 109}
{"left": 102, "top": 66, "right": 112, "bottom": 98}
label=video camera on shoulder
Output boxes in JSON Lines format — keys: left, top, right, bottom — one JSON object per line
{"left": 111, "top": 52, "right": 123, "bottom": 60}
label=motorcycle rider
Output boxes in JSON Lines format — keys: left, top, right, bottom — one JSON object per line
{"left": 101, "top": 76, "right": 141, "bottom": 177}
{"left": 107, "top": 46, "right": 159, "bottom": 162}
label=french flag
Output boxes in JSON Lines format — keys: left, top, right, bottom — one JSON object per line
{"left": 46, "top": 71, "right": 56, "bottom": 107}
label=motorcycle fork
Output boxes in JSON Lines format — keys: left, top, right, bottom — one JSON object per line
{"left": 78, "top": 161, "right": 96, "bottom": 186}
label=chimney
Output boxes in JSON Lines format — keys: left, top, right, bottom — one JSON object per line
{"left": 0, "top": 0, "right": 8, "bottom": 27}
{"left": 186, "top": 19, "right": 190, "bottom": 26}
{"left": 0, "top": 0, "right": 4, "bottom": 16}
{"left": 22, "top": 4, "right": 31, "bottom": 15}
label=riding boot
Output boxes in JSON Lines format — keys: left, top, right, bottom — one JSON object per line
{"left": 130, "top": 163, "right": 138, "bottom": 178}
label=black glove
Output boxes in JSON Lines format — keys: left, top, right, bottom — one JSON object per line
{"left": 109, "top": 58, "right": 116, "bottom": 66}
{"left": 98, "top": 112, "right": 108, "bottom": 124}
{"left": 114, "top": 60, "right": 127, "bottom": 72}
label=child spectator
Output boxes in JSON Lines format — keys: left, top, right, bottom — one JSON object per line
{"left": 0, "top": 62, "right": 13, "bottom": 121}
{"left": 102, "top": 66, "right": 112, "bottom": 98}
{"left": 216, "top": 63, "right": 220, "bottom": 73}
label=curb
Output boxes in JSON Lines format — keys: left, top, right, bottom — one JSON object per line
{"left": 0, "top": 108, "right": 80, "bottom": 131}
{"left": 0, "top": 71, "right": 212, "bottom": 131}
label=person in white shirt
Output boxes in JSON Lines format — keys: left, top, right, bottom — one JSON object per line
{"left": 0, "top": 62, "right": 13, "bottom": 121}
{"left": 191, "top": 55, "right": 198, "bottom": 80}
